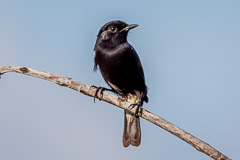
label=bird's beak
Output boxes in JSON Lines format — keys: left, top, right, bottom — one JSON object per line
{"left": 120, "top": 24, "right": 138, "bottom": 32}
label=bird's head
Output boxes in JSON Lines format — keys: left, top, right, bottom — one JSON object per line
{"left": 95, "top": 20, "right": 138, "bottom": 49}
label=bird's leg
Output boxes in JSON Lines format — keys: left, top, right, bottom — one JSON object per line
{"left": 128, "top": 103, "right": 142, "bottom": 117}
{"left": 127, "top": 93, "right": 142, "bottom": 116}
{"left": 90, "top": 85, "right": 113, "bottom": 103}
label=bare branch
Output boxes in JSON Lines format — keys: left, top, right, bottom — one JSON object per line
{"left": 0, "top": 66, "right": 231, "bottom": 160}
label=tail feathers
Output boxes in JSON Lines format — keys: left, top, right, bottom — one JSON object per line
{"left": 122, "top": 110, "right": 141, "bottom": 147}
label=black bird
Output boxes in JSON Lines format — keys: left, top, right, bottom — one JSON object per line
{"left": 94, "top": 20, "right": 148, "bottom": 147}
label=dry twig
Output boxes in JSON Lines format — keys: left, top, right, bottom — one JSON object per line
{"left": 0, "top": 66, "right": 231, "bottom": 160}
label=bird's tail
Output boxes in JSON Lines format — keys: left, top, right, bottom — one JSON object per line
{"left": 122, "top": 110, "right": 141, "bottom": 147}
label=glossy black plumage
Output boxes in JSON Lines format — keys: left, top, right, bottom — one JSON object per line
{"left": 94, "top": 20, "right": 148, "bottom": 147}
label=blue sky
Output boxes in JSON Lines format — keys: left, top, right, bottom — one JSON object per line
{"left": 0, "top": 0, "right": 239, "bottom": 159}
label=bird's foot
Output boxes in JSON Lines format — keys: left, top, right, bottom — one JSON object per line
{"left": 90, "top": 85, "right": 112, "bottom": 103}
{"left": 128, "top": 103, "right": 142, "bottom": 117}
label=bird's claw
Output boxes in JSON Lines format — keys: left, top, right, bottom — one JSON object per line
{"left": 90, "top": 85, "right": 114, "bottom": 102}
{"left": 128, "top": 103, "right": 142, "bottom": 117}
{"left": 90, "top": 85, "right": 106, "bottom": 103}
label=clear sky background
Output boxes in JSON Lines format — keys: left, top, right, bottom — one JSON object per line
{"left": 0, "top": 0, "right": 239, "bottom": 160}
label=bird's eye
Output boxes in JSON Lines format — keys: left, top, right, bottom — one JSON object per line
{"left": 110, "top": 26, "right": 116, "bottom": 32}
